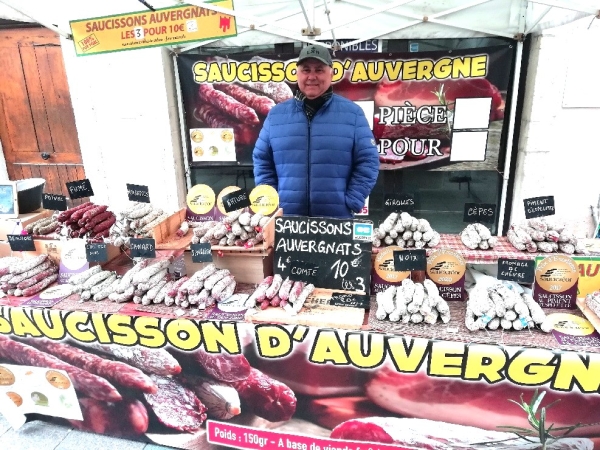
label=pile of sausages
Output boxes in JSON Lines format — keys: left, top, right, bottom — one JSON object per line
{"left": 375, "top": 279, "right": 450, "bottom": 325}
{"left": 460, "top": 223, "right": 498, "bottom": 250}
{"left": 56, "top": 202, "right": 116, "bottom": 242}
{"left": 25, "top": 216, "right": 61, "bottom": 236}
{"left": 0, "top": 336, "right": 297, "bottom": 436}
{"left": 507, "top": 217, "right": 587, "bottom": 254}
{"left": 373, "top": 212, "right": 441, "bottom": 249}
{"left": 165, "top": 263, "right": 236, "bottom": 309}
{"left": 191, "top": 210, "right": 270, "bottom": 248}
{"left": 0, "top": 254, "right": 58, "bottom": 297}
{"left": 466, "top": 282, "right": 551, "bottom": 332}
{"left": 109, "top": 202, "right": 168, "bottom": 247}
{"left": 249, "top": 274, "right": 315, "bottom": 316}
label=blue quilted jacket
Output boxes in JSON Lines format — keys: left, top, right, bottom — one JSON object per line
{"left": 253, "top": 94, "right": 379, "bottom": 218}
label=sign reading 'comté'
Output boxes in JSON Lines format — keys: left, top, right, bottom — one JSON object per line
{"left": 274, "top": 216, "right": 372, "bottom": 292}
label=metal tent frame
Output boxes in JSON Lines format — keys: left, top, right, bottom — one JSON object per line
{"left": 1, "top": 0, "right": 598, "bottom": 233}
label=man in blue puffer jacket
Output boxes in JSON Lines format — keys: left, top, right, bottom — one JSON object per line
{"left": 253, "top": 45, "right": 380, "bottom": 219}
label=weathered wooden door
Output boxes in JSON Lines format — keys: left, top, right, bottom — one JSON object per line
{"left": 0, "top": 26, "right": 85, "bottom": 200}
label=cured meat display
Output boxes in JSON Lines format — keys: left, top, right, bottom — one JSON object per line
{"left": 365, "top": 367, "right": 600, "bottom": 437}
{"left": 330, "top": 417, "right": 593, "bottom": 449}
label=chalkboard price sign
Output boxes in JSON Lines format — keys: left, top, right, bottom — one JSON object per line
{"left": 329, "top": 292, "right": 370, "bottom": 309}
{"left": 498, "top": 258, "right": 535, "bottom": 284}
{"left": 463, "top": 203, "right": 496, "bottom": 223}
{"left": 524, "top": 196, "right": 555, "bottom": 219}
{"left": 274, "top": 216, "right": 372, "bottom": 292}
{"left": 130, "top": 238, "right": 156, "bottom": 258}
{"left": 191, "top": 243, "right": 213, "bottom": 263}
{"left": 393, "top": 249, "right": 427, "bottom": 272}
{"left": 42, "top": 193, "right": 67, "bottom": 211}
{"left": 66, "top": 179, "right": 94, "bottom": 199}
{"left": 7, "top": 234, "right": 35, "bottom": 252}
{"left": 85, "top": 243, "right": 108, "bottom": 263}
{"left": 383, "top": 193, "right": 415, "bottom": 213}
{"left": 127, "top": 184, "right": 150, "bottom": 203}
{"left": 290, "top": 260, "right": 319, "bottom": 284}
{"left": 222, "top": 189, "right": 251, "bottom": 213}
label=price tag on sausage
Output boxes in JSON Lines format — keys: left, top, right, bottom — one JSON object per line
{"left": 85, "top": 243, "right": 108, "bottom": 263}
{"left": 7, "top": 234, "right": 35, "bottom": 252}
{"left": 126, "top": 184, "right": 150, "bottom": 203}
{"left": 290, "top": 260, "right": 319, "bottom": 284}
{"left": 497, "top": 258, "right": 535, "bottom": 284}
{"left": 463, "top": 203, "right": 496, "bottom": 224}
{"left": 329, "top": 292, "right": 370, "bottom": 309}
{"left": 130, "top": 238, "right": 156, "bottom": 258}
{"left": 383, "top": 193, "right": 415, "bottom": 213}
{"left": 66, "top": 179, "right": 94, "bottom": 199}
{"left": 221, "top": 188, "right": 251, "bottom": 213}
{"left": 191, "top": 243, "right": 213, "bottom": 263}
{"left": 42, "top": 193, "right": 67, "bottom": 211}
{"left": 393, "top": 249, "right": 426, "bottom": 272}
{"left": 524, "top": 196, "right": 555, "bottom": 219}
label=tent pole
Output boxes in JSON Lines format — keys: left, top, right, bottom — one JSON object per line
{"left": 172, "top": 54, "right": 193, "bottom": 191}
{"left": 177, "top": 9, "right": 305, "bottom": 53}
{"left": 186, "top": 0, "right": 330, "bottom": 47}
{"left": 496, "top": 39, "right": 524, "bottom": 236}
{"left": 297, "top": 0, "right": 314, "bottom": 34}
{"left": 0, "top": 0, "right": 72, "bottom": 39}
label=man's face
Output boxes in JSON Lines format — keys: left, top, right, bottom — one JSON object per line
{"left": 297, "top": 59, "right": 333, "bottom": 99}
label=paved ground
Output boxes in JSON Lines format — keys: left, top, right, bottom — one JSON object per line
{"left": 0, "top": 414, "right": 172, "bottom": 450}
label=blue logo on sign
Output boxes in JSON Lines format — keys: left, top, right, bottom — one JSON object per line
{"left": 354, "top": 223, "right": 373, "bottom": 236}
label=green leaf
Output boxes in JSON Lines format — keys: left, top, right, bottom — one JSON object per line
{"left": 531, "top": 390, "right": 545, "bottom": 415}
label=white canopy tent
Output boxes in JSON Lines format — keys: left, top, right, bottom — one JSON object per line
{"left": 1, "top": 0, "right": 596, "bottom": 49}
{"left": 0, "top": 0, "right": 598, "bottom": 232}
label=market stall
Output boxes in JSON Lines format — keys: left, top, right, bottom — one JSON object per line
{"left": 0, "top": 1, "right": 599, "bottom": 449}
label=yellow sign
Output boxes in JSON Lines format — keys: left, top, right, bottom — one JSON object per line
{"left": 187, "top": 184, "right": 215, "bottom": 215}
{"left": 575, "top": 257, "right": 600, "bottom": 298}
{"left": 535, "top": 254, "right": 579, "bottom": 293}
{"left": 69, "top": 1, "right": 237, "bottom": 56}
{"left": 373, "top": 246, "right": 410, "bottom": 284}
{"left": 546, "top": 313, "right": 595, "bottom": 336}
{"left": 249, "top": 185, "right": 279, "bottom": 215}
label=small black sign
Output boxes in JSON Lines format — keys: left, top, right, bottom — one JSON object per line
{"left": 66, "top": 179, "right": 94, "bottom": 199}
{"left": 191, "top": 243, "right": 213, "bottom": 263}
{"left": 42, "top": 193, "right": 67, "bottom": 211}
{"left": 463, "top": 203, "right": 496, "bottom": 224}
{"left": 290, "top": 260, "right": 319, "bottom": 284}
{"left": 85, "top": 243, "right": 108, "bottom": 263}
{"left": 126, "top": 184, "right": 150, "bottom": 203}
{"left": 222, "top": 189, "right": 251, "bottom": 213}
{"left": 393, "top": 249, "right": 427, "bottom": 272}
{"left": 329, "top": 292, "right": 370, "bottom": 309}
{"left": 7, "top": 234, "right": 35, "bottom": 252}
{"left": 383, "top": 193, "right": 415, "bottom": 213}
{"left": 524, "top": 196, "right": 555, "bottom": 219}
{"left": 130, "top": 238, "right": 156, "bottom": 258}
{"left": 497, "top": 258, "right": 535, "bottom": 284}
